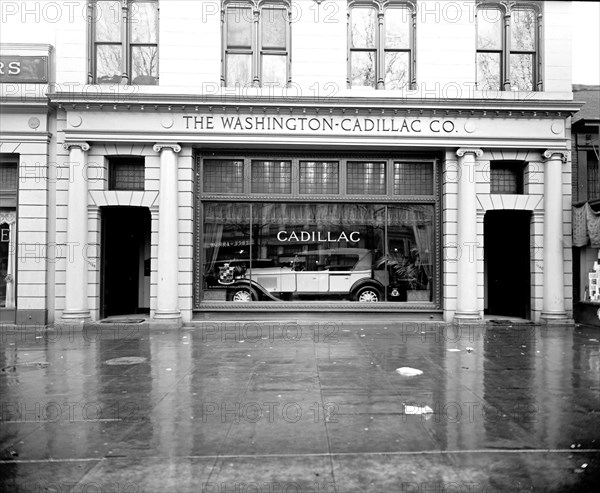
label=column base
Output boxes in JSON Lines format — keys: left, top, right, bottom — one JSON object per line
{"left": 61, "top": 310, "right": 91, "bottom": 321}
{"left": 453, "top": 311, "right": 481, "bottom": 321}
{"left": 153, "top": 309, "right": 181, "bottom": 320}
{"left": 540, "top": 311, "right": 573, "bottom": 325}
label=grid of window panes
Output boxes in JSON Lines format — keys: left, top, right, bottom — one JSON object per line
{"left": 299, "top": 161, "right": 339, "bottom": 194}
{"left": 588, "top": 151, "right": 600, "bottom": 201}
{"left": 394, "top": 162, "right": 434, "bottom": 195}
{"left": 476, "top": 5, "right": 538, "bottom": 91}
{"left": 347, "top": 162, "right": 386, "bottom": 195}
{"left": 204, "top": 160, "right": 244, "bottom": 193}
{"left": 251, "top": 160, "right": 292, "bottom": 194}
{"left": 109, "top": 159, "right": 145, "bottom": 190}
{"left": 92, "top": 0, "right": 158, "bottom": 85}
{"left": 0, "top": 162, "right": 18, "bottom": 191}
{"left": 490, "top": 163, "right": 523, "bottom": 194}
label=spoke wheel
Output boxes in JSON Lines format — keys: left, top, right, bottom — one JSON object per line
{"left": 357, "top": 288, "right": 380, "bottom": 302}
{"left": 232, "top": 289, "right": 253, "bottom": 302}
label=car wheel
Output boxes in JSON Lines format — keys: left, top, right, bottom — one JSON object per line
{"left": 355, "top": 286, "right": 381, "bottom": 302}
{"left": 229, "top": 287, "right": 256, "bottom": 302}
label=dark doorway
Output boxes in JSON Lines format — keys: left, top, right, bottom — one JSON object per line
{"left": 101, "top": 207, "right": 151, "bottom": 318}
{"left": 484, "top": 210, "right": 531, "bottom": 319}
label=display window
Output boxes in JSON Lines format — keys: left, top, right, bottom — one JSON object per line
{"left": 194, "top": 154, "right": 439, "bottom": 306}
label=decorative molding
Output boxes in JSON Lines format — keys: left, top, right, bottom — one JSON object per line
{"left": 63, "top": 142, "right": 90, "bottom": 152}
{"left": 542, "top": 149, "right": 569, "bottom": 163}
{"left": 0, "top": 212, "right": 17, "bottom": 225}
{"left": 153, "top": 143, "right": 182, "bottom": 153}
{"left": 456, "top": 148, "right": 484, "bottom": 158}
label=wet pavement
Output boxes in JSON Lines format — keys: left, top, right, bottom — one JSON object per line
{"left": 0, "top": 320, "right": 599, "bottom": 492}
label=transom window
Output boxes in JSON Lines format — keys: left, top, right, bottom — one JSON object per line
{"left": 0, "top": 158, "right": 18, "bottom": 192}
{"left": 223, "top": 1, "right": 291, "bottom": 87}
{"left": 199, "top": 155, "right": 435, "bottom": 197}
{"left": 108, "top": 157, "right": 145, "bottom": 190}
{"left": 490, "top": 161, "right": 525, "bottom": 194}
{"left": 89, "top": 0, "right": 159, "bottom": 85}
{"left": 476, "top": 1, "right": 541, "bottom": 91}
{"left": 348, "top": 1, "right": 415, "bottom": 89}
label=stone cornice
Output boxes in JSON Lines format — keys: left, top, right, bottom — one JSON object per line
{"left": 47, "top": 91, "right": 583, "bottom": 118}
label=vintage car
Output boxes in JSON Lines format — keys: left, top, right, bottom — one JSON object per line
{"left": 213, "top": 248, "right": 398, "bottom": 302}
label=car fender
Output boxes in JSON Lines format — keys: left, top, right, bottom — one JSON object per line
{"left": 350, "top": 277, "right": 385, "bottom": 296}
{"left": 228, "top": 280, "right": 281, "bottom": 302}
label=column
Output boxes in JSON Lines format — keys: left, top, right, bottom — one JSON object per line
{"left": 541, "top": 149, "right": 569, "bottom": 321}
{"left": 153, "top": 143, "right": 181, "bottom": 320}
{"left": 455, "top": 148, "right": 483, "bottom": 321}
{"left": 62, "top": 142, "right": 91, "bottom": 320}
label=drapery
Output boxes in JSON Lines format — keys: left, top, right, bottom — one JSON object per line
{"left": 573, "top": 203, "right": 600, "bottom": 248}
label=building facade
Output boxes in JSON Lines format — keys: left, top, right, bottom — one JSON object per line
{"left": 0, "top": 0, "right": 578, "bottom": 324}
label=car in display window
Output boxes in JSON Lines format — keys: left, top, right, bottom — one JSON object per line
{"left": 211, "top": 248, "right": 400, "bottom": 302}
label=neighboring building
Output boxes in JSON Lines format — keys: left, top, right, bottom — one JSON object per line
{"left": 0, "top": 1, "right": 579, "bottom": 324}
{"left": 571, "top": 84, "right": 600, "bottom": 325}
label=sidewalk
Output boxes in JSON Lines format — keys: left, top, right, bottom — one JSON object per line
{"left": 1, "top": 321, "right": 599, "bottom": 492}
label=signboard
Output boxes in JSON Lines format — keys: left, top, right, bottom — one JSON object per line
{"left": 0, "top": 56, "right": 48, "bottom": 83}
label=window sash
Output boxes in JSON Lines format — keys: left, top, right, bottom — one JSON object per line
{"left": 349, "top": 3, "right": 414, "bottom": 90}
{"left": 476, "top": 4, "right": 540, "bottom": 91}
{"left": 90, "top": 0, "right": 159, "bottom": 85}
{"left": 223, "top": 2, "right": 290, "bottom": 87}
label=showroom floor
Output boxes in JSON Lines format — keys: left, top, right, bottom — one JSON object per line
{"left": 1, "top": 320, "right": 599, "bottom": 492}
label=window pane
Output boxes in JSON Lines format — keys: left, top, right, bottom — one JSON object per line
{"left": 131, "top": 2, "right": 158, "bottom": 43}
{"left": 131, "top": 45, "right": 158, "bottom": 84}
{"left": 511, "top": 9, "right": 536, "bottom": 51}
{"left": 385, "top": 7, "right": 410, "bottom": 49}
{"left": 226, "top": 53, "right": 252, "bottom": 86}
{"left": 394, "top": 163, "right": 434, "bottom": 195}
{"left": 351, "top": 8, "right": 376, "bottom": 48}
{"left": 384, "top": 51, "right": 409, "bottom": 89}
{"left": 387, "top": 205, "right": 435, "bottom": 302}
{"left": 299, "top": 162, "right": 339, "bottom": 194}
{"left": 347, "top": 162, "right": 386, "bottom": 195}
{"left": 203, "top": 160, "right": 244, "bottom": 193}
{"left": 351, "top": 51, "right": 376, "bottom": 88}
{"left": 0, "top": 163, "right": 18, "bottom": 191}
{"left": 202, "top": 203, "right": 251, "bottom": 301}
{"left": 477, "top": 52, "right": 500, "bottom": 90}
{"left": 96, "top": 45, "right": 122, "bottom": 83}
{"left": 588, "top": 151, "right": 600, "bottom": 201}
{"left": 510, "top": 53, "right": 533, "bottom": 91}
{"left": 109, "top": 159, "right": 145, "bottom": 190}
{"left": 262, "top": 55, "right": 287, "bottom": 87}
{"left": 251, "top": 161, "right": 292, "bottom": 194}
{"left": 477, "top": 8, "right": 502, "bottom": 49}
{"left": 227, "top": 7, "right": 252, "bottom": 47}
{"left": 95, "top": 1, "right": 121, "bottom": 42}
{"left": 490, "top": 165, "right": 522, "bottom": 194}
{"left": 262, "top": 7, "right": 286, "bottom": 49}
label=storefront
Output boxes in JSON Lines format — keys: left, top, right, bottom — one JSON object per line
{"left": 47, "top": 90, "right": 578, "bottom": 324}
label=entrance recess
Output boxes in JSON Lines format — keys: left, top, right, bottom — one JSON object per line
{"left": 101, "top": 207, "right": 151, "bottom": 317}
{"left": 484, "top": 210, "right": 531, "bottom": 319}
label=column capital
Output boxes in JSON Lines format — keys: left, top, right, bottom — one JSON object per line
{"left": 63, "top": 142, "right": 90, "bottom": 152}
{"left": 456, "top": 148, "right": 483, "bottom": 158}
{"left": 153, "top": 143, "right": 181, "bottom": 153}
{"left": 543, "top": 149, "right": 569, "bottom": 163}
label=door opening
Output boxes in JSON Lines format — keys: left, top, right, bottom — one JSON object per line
{"left": 484, "top": 210, "right": 531, "bottom": 319}
{"left": 101, "top": 207, "right": 151, "bottom": 318}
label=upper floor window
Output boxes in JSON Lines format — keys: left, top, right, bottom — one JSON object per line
{"left": 223, "top": 1, "right": 291, "bottom": 87}
{"left": 348, "top": 1, "right": 415, "bottom": 90}
{"left": 476, "top": 1, "right": 541, "bottom": 91}
{"left": 90, "top": 0, "right": 159, "bottom": 85}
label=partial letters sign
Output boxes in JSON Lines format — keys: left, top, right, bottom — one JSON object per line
{"left": 0, "top": 56, "right": 48, "bottom": 83}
